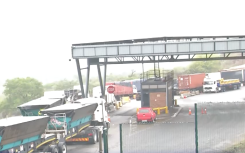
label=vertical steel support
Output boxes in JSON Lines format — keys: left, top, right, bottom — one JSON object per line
{"left": 195, "top": 103, "right": 198, "bottom": 153}
{"left": 120, "top": 124, "right": 123, "bottom": 153}
{"left": 97, "top": 64, "right": 104, "bottom": 97}
{"left": 76, "top": 59, "right": 85, "bottom": 98}
{"left": 103, "top": 58, "right": 107, "bottom": 96}
{"left": 103, "top": 128, "right": 108, "bottom": 153}
{"left": 86, "top": 59, "right": 90, "bottom": 98}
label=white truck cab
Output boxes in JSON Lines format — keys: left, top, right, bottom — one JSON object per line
{"left": 203, "top": 72, "right": 221, "bottom": 93}
{"left": 133, "top": 85, "right": 137, "bottom": 94}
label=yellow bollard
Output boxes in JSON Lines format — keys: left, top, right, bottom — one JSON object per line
{"left": 165, "top": 107, "right": 169, "bottom": 114}
{"left": 119, "top": 101, "right": 122, "bottom": 107}
{"left": 136, "top": 108, "right": 139, "bottom": 113}
{"left": 157, "top": 108, "right": 160, "bottom": 115}
{"left": 174, "top": 99, "right": 177, "bottom": 106}
{"left": 116, "top": 102, "right": 119, "bottom": 109}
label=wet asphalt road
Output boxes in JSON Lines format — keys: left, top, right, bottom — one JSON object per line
{"left": 67, "top": 87, "right": 245, "bottom": 153}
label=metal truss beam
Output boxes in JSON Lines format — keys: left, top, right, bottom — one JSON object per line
{"left": 89, "top": 53, "right": 245, "bottom": 65}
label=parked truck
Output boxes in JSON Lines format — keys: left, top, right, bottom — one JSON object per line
{"left": 221, "top": 69, "right": 245, "bottom": 84}
{"left": 203, "top": 72, "right": 221, "bottom": 93}
{"left": 105, "top": 81, "right": 133, "bottom": 100}
{"left": 92, "top": 85, "right": 117, "bottom": 112}
{"left": 124, "top": 79, "right": 142, "bottom": 100}
{"left": 0, "top": 98, "right": 110, "bottom": 153}
{"left": 177, "top": 73, "right": 206, "bottom": 93}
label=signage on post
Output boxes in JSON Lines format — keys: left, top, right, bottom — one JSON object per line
{"left": 107, "top": 86, "right": 115, "bottom": 94}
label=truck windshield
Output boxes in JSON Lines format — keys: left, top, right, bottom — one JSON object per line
{"left": 204, "top": 81, "right": 213, "bottom": 85}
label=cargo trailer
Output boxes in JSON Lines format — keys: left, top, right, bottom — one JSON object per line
{"left": 106, "top": 81, "right": 133, "bottom": 100}
{"left": 221, "top": 69, "right": 245, "bottom": 84}
{"left": 0, "top": 116, "right": 67, "bottom": 153}
{"left": 18, "top": 97, "right": 64, "bottom": 116}
{"left": 178, "top": 73, "right": 206, "bottom": 93}
{"left": 124, "top": 79, "right": 143, "bottom": 100}
{"left": 41, "top": 100, "right": 109, "bottom": 144}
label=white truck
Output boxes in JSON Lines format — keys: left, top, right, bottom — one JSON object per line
{"left": 92, "top": 85, "right": 117, "bottom": 112}
{"left": 203, "top": 72, "right": 221, "bottom": 93}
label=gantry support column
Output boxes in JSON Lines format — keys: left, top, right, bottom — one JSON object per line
{"left": 103, "top": 58, "right": 107, "bottom": 95}
{"left": 85, "top": 59, "right": 90, "bottom": 98}
{"left": 76, "top": 59, "right": 85, "bottom": 98}
{"left": 97, "top": 64, "right": 104, "bottom": 98}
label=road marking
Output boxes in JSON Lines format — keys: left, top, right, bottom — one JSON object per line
{"left": 171, "top": 107, "right": 182, "bottom": 118}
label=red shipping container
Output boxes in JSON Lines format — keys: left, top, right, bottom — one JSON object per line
{"left": 178, "top": 73, "right": 206, "bottom": 90}
{"left": 106, "top": 82, "right": 133, "bottom": 96}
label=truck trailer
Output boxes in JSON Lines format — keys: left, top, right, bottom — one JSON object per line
{"left": 221, "top": 69, "right": 245, "bottom": 84}
{"left": 178, "top": 73, "right": 206, "bottom": 93}
{"left": 0, "top": 116, "right": 65, "bottom": 153}
{"left": 0, "top": 98, "right": 110, "bottom": 153}
{"left": 106, "top": 81, "right": 133, "bottom": 100}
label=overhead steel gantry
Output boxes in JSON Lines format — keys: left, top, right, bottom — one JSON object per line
{"left": 71, "top": 35, "right": 245, "bottom": 98}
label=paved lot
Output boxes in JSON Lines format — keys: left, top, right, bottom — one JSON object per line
{"left": 121, "top": 87, "right": 245, "bottom": 153}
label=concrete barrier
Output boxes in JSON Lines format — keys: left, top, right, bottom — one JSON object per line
{"left": 122, "top": 96, "right": 130, "bottom": 104}
{"left": 153, "top": 107, "right": 168, "bottom": 115}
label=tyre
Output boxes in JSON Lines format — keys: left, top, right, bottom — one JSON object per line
{"left": 96, "top": 130, "right": 99, "bottom": 142}
{"left": 58, "top": 142, "right": 67, "bottom": 153}
{"left": 49, "top": 145, "right": 59, "bottom": 153}
{"left": 89, "top": 130, "right": 97, "bottom": 144}
{"left": 42, "top": 146, "right": 51, "bottom": 152}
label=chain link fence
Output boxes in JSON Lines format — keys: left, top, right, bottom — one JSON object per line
{"left": 120, "top": 102, "right": 245, "bottom": 153}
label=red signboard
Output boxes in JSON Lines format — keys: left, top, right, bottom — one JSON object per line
{"left": 107, "top": 86, "right": 115, "bottom": 94}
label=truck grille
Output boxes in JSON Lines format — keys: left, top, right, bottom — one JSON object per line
{"left": 204, "top": 87, "right": 212, "bottom": 89}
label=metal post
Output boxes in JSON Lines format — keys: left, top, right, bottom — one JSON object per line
{"left": 86, "top": 59, "right": 90, "bottom": 98}
{"left": 120, "top": 124, "right": 123, "bottom": 153}
{"left": 103, "top": 58, "right": 107, "bottom": 96}
{"left": 75, "top": 59, "right": 85, "bottom": 98}
{"left": 99, "top": 130, "right": 103, "bottom": 153}
{"left": 103, "top": 128, "right": 108, "bottom": 153}
{"left": 97, "top": 64, "right": 104, "bottom": 97}
{"left": 195, "top": 103, "right": 198, "bottom": 153}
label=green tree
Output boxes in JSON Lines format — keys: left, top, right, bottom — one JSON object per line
{"left": 0, "top": 77, "right": 44, "bottom": 116}
{"left": 3, "top": 77, "right": 44, "bottom": 106}
{"left": 44, "top": 79, "right": 79, "bottom": 91}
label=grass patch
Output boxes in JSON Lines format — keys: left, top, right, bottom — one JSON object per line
{"left": 223, "top": 139, "right": 245, "bottom": 153}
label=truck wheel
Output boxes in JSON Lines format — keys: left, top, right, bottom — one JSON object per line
{"left": 42, "top": 146, "right": 51, "bottom": 152}
{"left": 89, "top": 130, "right": 97, "bottom": 144}
{"left": 50, "top": 145, "right": 59, "bottom": 153}
{"left": 96, "top": 130, "right": 99, "bottom": 142}
{"left": 58, "top": 142, "right": 67, "bottom": 153}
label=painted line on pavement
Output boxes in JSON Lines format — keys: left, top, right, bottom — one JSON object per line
{"left": 171, "top": 107, "right": 182, "bottom": 118}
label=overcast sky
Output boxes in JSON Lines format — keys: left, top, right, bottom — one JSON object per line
{"left": 0, "top": 0, "right": 244, "bottom": 93}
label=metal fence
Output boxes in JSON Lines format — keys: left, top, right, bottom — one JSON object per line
{"left": 120, "top": 102, "right": 245, "bottom": 153}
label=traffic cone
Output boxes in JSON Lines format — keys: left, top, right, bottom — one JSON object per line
{"left": 189, "top": 108, "right": 191, "bottom": 115}
{"left": 201, "top": 108, "right": 204, "bottom": 114}
{"left": 204, "top": 108, "right": 207, "bottom": 114}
